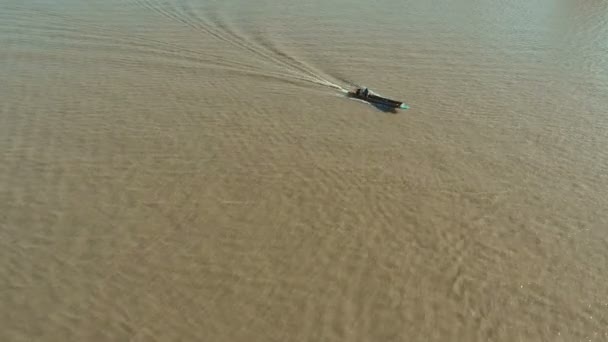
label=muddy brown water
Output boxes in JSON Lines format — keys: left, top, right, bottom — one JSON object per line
{"left": 1, "top": 0, "right": 607, "bottom": 341}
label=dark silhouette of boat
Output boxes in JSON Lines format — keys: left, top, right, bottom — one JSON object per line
{"left": 347, "top": 87, "right": 409, "bottom": 110}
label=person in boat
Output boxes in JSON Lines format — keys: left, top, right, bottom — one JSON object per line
{"left": 357, "top": 87, "right": 370, "bottom": 98}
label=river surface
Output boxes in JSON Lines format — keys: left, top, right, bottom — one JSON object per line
{"left": 1, "top": 0, "right": 607, "bottom": 341}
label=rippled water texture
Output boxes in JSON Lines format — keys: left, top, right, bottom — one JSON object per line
{"left": 1, "top": 0, "right": 607, "bottom": 341}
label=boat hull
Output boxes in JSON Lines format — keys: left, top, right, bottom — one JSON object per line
{"left": 347, "top": 91, "right": 405, "bottom": 109}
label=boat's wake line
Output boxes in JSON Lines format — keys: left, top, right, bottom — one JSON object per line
{"left": 301, "top": 76, "right": 349, "bottom": 92}
{"left": 269, "top": 70, "right": 349, "bottom": 92}
{"left": 178, "top": 0, "right": 355, "bottom": 93}
{"left": 129, "top": 0, "right": 354, "bottom": 94}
